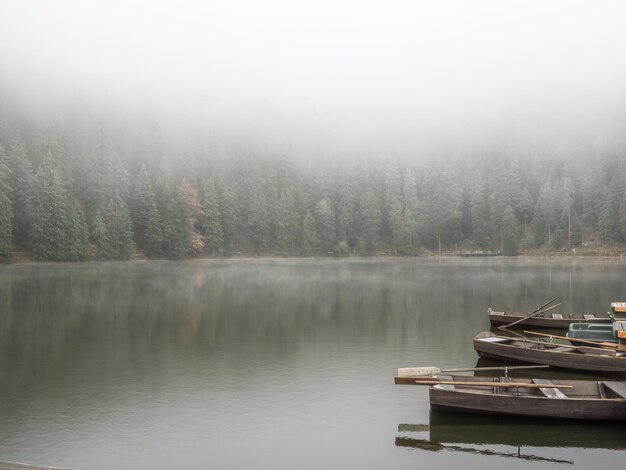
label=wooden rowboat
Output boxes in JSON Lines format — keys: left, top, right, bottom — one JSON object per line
{"left": 396, "top": 373, "right": 626, "bottom": 420}
{"left": 487, "top": 307, "right": 612, "bottom": 329}
{"left": 473, "top": 331, "right": 626, "bottom": 373}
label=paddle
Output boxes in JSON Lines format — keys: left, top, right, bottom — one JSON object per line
{"left": 412, "top": 379, "right": 573, "bottom": 389}
{"left": 497, "top": 301, "right": 561, "bottom": 331}
{"left": 523, "top": 330, "right": 618, "bottom": 349}
{"left": 397, "top": 364, "right": 549, "bottom": 377}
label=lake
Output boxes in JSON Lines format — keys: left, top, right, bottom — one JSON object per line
{"left": 1, "top": 258, "right": 625, "bottom": 469}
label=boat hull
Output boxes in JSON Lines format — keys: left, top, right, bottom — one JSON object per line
{"left": 488, "top": 310, "right": 611, "bottom": 329}
{"left": 473, "top": 333, "right": 626, "bottom": 373}
{"left": 430, "top": 387, "right": 626, "bottom": 420}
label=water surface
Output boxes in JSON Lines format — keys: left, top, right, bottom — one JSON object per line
{"left": 1, "top": 258, "right": 625, "bottom": 469}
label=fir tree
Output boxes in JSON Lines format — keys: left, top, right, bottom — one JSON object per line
{"left": 301, "top": 210, "right": 318, "bottom": 256}
{"left": 202, "top": 177, "right": 224, "bottom": 256}
{"left": 0, "top": 144, "right": 13, "bottom": 261}
{"left": 7, "top": 133, "right": 34, "bottom": 249}
{"left": 91, "top": 210, "right": 113, "bottom": 259}
{"left": 130, "top": 165, "right": 162, "bottom": 257}
{"left": 103, "top": 197, "right": 135, "bottom": 260}
{"left": 161, "top": 184, "right": 191, "bottom": 259}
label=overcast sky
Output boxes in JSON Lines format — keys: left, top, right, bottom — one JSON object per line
{"left": 2, "top": 0, "right": 626, "bottom": 152}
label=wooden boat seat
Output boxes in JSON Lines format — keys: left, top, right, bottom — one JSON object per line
{"left": 551, "top": 313, "right": 563, "bottom": 319}
{"left": 532, "top": 378, "right": 568, "bottom": 399}
{"left": 435, "top": 375, "right": 455, "bottom": 391}
{"left": 603, "top": 381, "right": 626, "bottom": 399}
{"left": 583, "top": 314, "right": 596, "bottom": 320}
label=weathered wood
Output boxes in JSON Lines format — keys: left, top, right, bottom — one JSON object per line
{"left": 523, "top": 330, "right": 618, "bottom": 349}
{"left": 425, "top": 375, "right": 626, "bottom": 420}
{"left": 397, "top": 364, "right": 549, "bottom": 377}
{"left": 488, "top": 309, "right": 616, "bottom": 329}
{"left": 603, "top": 381, "right": 626, "bottom": 399}
{"left": 412, "top": 379, "right": 573, "bottom": 389}
{"left": 473, "top": 331, "right": 626, "bottom": 373}
{"left": 532, "top": 378, "right": 568, "bottom": 398}
{"left": 496, "top": 302, "right": 561, "bottom": 330}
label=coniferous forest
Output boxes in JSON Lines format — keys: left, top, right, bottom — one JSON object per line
{"left": 1, "top": 95, "right": 626, "bottom": 263}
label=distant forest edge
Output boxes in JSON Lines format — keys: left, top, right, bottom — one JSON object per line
{"left": 1, "top": 102, "right": 626, "bottom": 262}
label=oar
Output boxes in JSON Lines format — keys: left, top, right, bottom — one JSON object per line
{"left": 412, "top": 379, "right": 573, "bottom": 389}
{"left": 523, "top": 330, "right": 618, "bottom": 349}
{"left": 397, "top": 364, "right": 549, "bottom": 377}
{"left": 497, "top": 302, "right": 561, "bottom": 331}
{"left": 533, "top": 297, "right": 559, "bottom": 313}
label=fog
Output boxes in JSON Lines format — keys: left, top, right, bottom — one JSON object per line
{"left": 2, "top": 0, "right": 626, "bottom": 156}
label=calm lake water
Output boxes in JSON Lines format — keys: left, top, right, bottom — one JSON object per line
{"left": 1, "top": 258, "right": 626, "bottom": 469}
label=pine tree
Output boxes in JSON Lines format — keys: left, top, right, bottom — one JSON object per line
{"left": 301, "top": 210, "right": 318, "bottom": 256}
{"left": 357, "top": 191, "right": 381, "bottom": 255}
{"left": 103, "top": 197, "right": 135, "bottom": 259}
{"left": 63, "top": 199, "right": 90, "bottom": 261}
{"left": 202, "top": 177, "right": 224, "bottom": 256}
{"left": 181, "top": 179, "right": 204, "bottom": 254}
{"left": 0, "top": 144, "right": 13, "bottom": 261}
{"left": 31, "top": 155, "right": 70, "bottom": 261}
{"left": 315, "top": 198, "right": 336, "bottom": 255}
{"left": 501, "top": 205, "right": 521, "bottom": 255}
{"left": 161, "top": 184, "right": 191, "bottom": 259}
{"left": 218, "top": 184, "right": 240, "bottom": 254}
{"left": 385, "top": 166, "right": 408, "bottom": 254}
{"left": 130, "top": 165, "right": 162, "bottom": 255}
{"left": 246, "top": 174, "right": 270, "bottom": 253}
{"left": 91, "top": 210, "right": 113, "bottom": 259}
{"left": 7, "top": 133, "right": 34, "bottom": 249}
{"left": 274, "top": 188, "right": 300, "bottom": 254}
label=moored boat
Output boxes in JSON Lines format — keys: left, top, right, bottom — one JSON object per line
{"left": 489, "top": 301, "right": 626, "bottom": 329}
{"left": 473, "top": 331, "right": 626, "bottom": 373}
{"left": 487, "top": 307, "right": 611, "bottom": 328}
{"left": 395, "top": 373, "right": 626, "bottom": 420}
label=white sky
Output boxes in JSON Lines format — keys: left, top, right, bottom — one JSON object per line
{"left": 1, "top": 0, "right": 626, "bottom": 150}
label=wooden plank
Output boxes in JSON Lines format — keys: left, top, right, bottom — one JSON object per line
{"left": 532, "top": 378, "right": 568, "bottom": 398}
{"left": 603, "top": 381, "right": 626, "bottom": 399}
{"left": 414, "top": 379, "right": 573, "bottom": 389}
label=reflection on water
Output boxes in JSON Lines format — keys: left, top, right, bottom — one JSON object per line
{"left": 1, "top": 259, "right": 626, "bottom": 469}
{"left": 396, "top": 411, "right": 626, "bottom": 466}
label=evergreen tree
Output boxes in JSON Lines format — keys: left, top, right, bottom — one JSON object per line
{"left": 501, "top": 205, "right": 521, "bottom": 255}
{"left": 181, "top": 179, "right": 204, "bottom": 254}
{"left": 202, "top": 177, "right": 224, "bottom": 256}
{"left": 0, "top": 144, "right": 13, "bottom": 261}
{"left": 219, "top": 184, "right": 241, "bottom": 254}
{"left": 31, "top": 155, "right": 71, "bottom": 261}
{"left": 91, "top": 210, "right": 113, "bottom": 259}
{"left": 274, "top": 188, "right": 300, "bottom": 253}
{"left": 385, "top": 166, "right": 408, "bottom": 254}
{"left": 315, "top": 198, "right": 336, "bottom": 254}
{"left": 63, "top": 199, "right": 90, "bottom": 261}
{"left": 103, "top": 197, "right": 135, "bottom": 260}
{"left": 301, "top": 210, "right": 318, "bottom": 256}
{"left": 7, "top": 133, "right": 34, "bottom": 248}
{"left": 246, "top": 174, "right": 271, "bottom": 253}
{"left": 161, "top": 184, "right": 191, "bottom": 259}
{"left": 470, "top": 175, "right": 490, "bottom": 248}
{"left": 357, "top": 191, "right": 381, "bottom": 254}
{"left": 130, "top": 164, "right": 162, "bottom": 256}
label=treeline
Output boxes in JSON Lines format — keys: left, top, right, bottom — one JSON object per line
{"left": 1, "top": 109, "right": 626, "bottom": 262}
